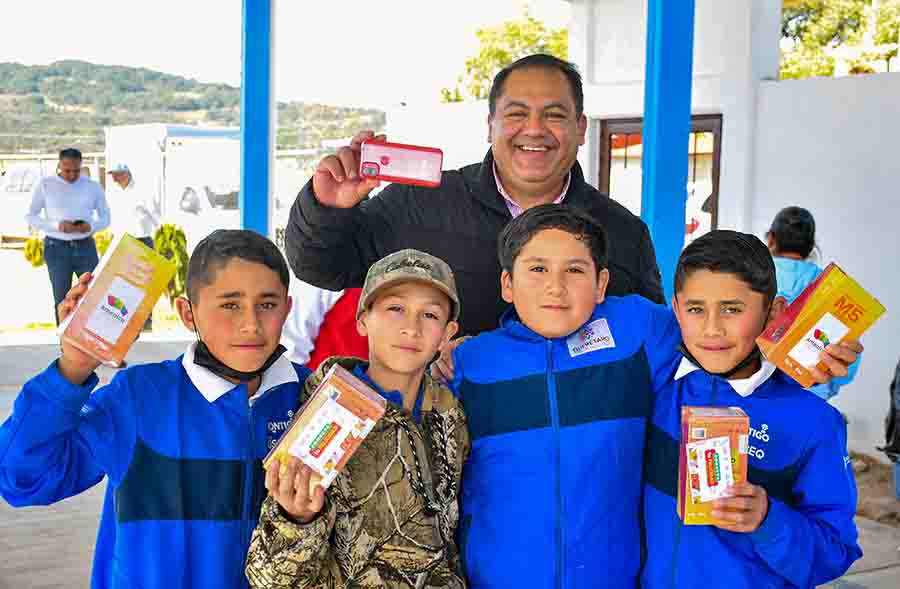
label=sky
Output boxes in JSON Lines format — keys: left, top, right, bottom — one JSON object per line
{"left": 0, "top": 0, "right": 570, "bottom": 108}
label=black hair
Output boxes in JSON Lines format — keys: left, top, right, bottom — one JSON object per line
{"left": 674, "top": 230, "right": 777, "bottom": 306}
{"left": 498, "top": 204, "right": 608, "bottom": 276}
{"left": 767, "top": 206, "right": 816, "bottom": 259}
{"left": 58, "top": 148, "right": 82, "bottom": 161}
{"left": 488, "top": 54, "right": 584, "bottom": 118}
{"left": 186, "top": 229, "right": 290, "bottom": 301}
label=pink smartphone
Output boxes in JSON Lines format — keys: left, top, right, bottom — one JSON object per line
{"left": 359, "top": 139, "right": 443, "bottom": 188}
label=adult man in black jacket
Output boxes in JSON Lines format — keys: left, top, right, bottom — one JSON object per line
{"left": 285, "top": 54, "right": 663, "bottom": 338}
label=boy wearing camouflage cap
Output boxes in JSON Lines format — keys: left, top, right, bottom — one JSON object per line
{"left": 246, "top": 249, "right": 470, "bottom": 589}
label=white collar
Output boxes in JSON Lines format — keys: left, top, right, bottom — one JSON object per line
{"left": 673, "top": 356, "right": 777, "bottom": 397}
{"left": 181, "top": 342, "right": 299, "bottom": 404}
{"left": 492, "top": 162, "right": 570, "bottom": 214}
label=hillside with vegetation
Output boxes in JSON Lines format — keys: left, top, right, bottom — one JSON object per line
{"left": 0, "top": 60, "right": 384, "bottom": 153}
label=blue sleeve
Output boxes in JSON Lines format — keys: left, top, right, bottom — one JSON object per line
{"left": 840, "top": 353, "right": 861, "bottom": 387}
{"left": 625, "top": 295, "right": 682, "bottom": 391}
{"left": 448, "top": 344, "right": 465, "bottom": 397}
{"left": 0, "top": 361, "right": 138, "bottom": 507}
{"left": 747, "top": 409, "right": 861, "bottom": 586}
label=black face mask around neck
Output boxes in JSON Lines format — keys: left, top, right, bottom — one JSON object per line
{"left": 186, "top": 299, "right": 286, "bottom": 383}
{"left": 678, "top": 343, "right": 762, "bottom": 380}
{"left": 193, "top": 340, "right": 287, "bottom": 383}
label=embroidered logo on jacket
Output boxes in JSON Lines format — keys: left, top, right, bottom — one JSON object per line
{"left": 267, "top": 410, "right": 295, "bottom": 449}
{"left": 567, "top": 318, "right": 616, "bottom": 357}
{"left": 748, "top": 423, "right": 770, "bottom": 460}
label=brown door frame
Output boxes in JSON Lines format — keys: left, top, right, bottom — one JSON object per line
{"left": 598, "top": 114, "right": 723, "bottom": 230}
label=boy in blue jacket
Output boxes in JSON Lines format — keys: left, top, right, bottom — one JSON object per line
{"left": 642, "top": 230, "right": 861, "bottom": 589}
{"left": 0, "top": 229, "right": 312, "bottom": 589}
{"left": 449, "top": 206, "right": 861, "bottom": 589}
{"left": 451, "top": 205, "right": 682, "bottom": 588}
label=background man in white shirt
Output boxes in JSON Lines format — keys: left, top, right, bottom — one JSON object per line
{"left": 107, "top": 162, "right": 160, "bottom": 251}
{"left": 26, "top": 148, "right": 111, "bottom": 324}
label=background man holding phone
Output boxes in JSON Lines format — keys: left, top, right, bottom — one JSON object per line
{"left": 283, "top": 54, "right": 662, "bottom": 363}
{"left": 26, "top": 148, "right": 111, "bottom": 324}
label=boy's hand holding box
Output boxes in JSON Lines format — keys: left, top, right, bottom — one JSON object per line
{"left": 59, "top": 234, "right": 176, "bottom": 367}
{"left": 678, "top": 407, "right": 750, "bottom": 525}
{"left": 757, "top": 263, "right": 885, "bottom": 388}
{"left": 264, "top": 364, "right": 386, "bottom": 495}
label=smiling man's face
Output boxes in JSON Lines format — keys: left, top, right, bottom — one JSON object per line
{"left": 488, "top": 66, "right": 587, "bottom": 204}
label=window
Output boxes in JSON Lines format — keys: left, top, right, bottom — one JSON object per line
{"left": 598, "top": 114, "right": 722, "bottom": 243}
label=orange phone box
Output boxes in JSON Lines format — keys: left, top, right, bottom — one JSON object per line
{"left": 678, "top": 407, "right": 749, "bottom": 525}
{"left": 757, "top": 263, "right": 885, "bottom": 388}
{"left": 264, "top": 363, "right": 386, "bottom": 494}
{"left": 58, "top": 233, "right": 176, "bottom": 367}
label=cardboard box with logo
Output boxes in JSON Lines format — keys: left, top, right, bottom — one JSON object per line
{"left": 264, "top": 363, "right": 386, "bottom": 495}
{"left": 678, "top": 406, "right": 750, "bottom": 525}
{"left": 757, "top": 263, "right": 886, "bottom": 388}
{"left": 59, "top": 234, "right": 176, "bottom": 367}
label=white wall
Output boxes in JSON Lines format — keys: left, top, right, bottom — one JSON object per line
{"left": 571, "top": 0, "right": 723, "bottom": 182}
{"left": 753, "top": 73, "right": 900, "bottom": 457}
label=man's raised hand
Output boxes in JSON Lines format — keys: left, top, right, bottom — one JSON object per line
{"left": 312, "top": 130, "right": 385, "bottom": 209}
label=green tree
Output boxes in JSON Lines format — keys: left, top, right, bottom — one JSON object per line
{"left": 153, "top": 224, "right": 189, "bottom": 305}
{"left": 782, "top": 0, "right": 868, "bottom": 45}
{"left": 874, "top": 0, "right": 900, "bottom": 70}
{"left": 441, "top": 9, "right": 567, "bottom": 102}
{"left": 780, "top": 0, "right": 900, "bottom": 78}
{"left": 780, "top": 0, "right": 869, "bottom": 79}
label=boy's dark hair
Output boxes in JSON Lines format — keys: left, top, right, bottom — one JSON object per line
{"left": 59, "top": 148, "right": 82, "bottom": 161}
{"left": 498, "top": 204, "right": 608, "bottom": 275}
{"left": 768, "top": 206, "right": 816, "bottom": 259}
{"left": 187, "top": 229, "right": 290, "bottom": 301}
{"left": 488, "top": 54, "right": 584, "bottom": 118}
{"left": 675, "top": 230, "right": 777, "bottom": 305}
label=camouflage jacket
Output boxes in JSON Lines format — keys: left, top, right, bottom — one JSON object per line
{"left": 245, "top": 357, "right": 470, "bottom": 589}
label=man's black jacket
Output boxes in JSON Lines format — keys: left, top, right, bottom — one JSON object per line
{"left": 285, "top": 150, "right": 664, "bottom": 336}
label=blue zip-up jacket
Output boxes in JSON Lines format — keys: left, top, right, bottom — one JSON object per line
{"left": 642, "top": 359, "right": 861, "bottom": 589}
{"left": 773, "top": 256, "right": 859, "bottom": 400}
{"left": 451, "top": 295, "right": 681, "bottom": 589}
{"left": 0, "top": 346, "right": 311, "bottom": 589}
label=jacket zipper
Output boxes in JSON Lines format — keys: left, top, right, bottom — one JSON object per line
{"left": 243, "top": 398, "right": 256, "bottom": 559}
{"left": 546, "top": 340, "right": 564, "bottom": 589}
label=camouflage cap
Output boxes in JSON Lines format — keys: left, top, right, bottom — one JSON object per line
{"left": 357, "top": 249, "right": 460, "bottom": 321}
